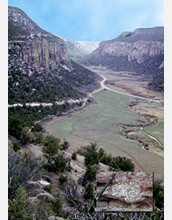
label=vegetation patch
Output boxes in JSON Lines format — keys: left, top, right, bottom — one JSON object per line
{"left": 44, "top": 90, "right": 164, "bottom": 179}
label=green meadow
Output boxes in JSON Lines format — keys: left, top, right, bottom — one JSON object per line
{"left": 44, "top": 90, "right": 164, "bottom": 179}
{"left": 144, "top": 121, "right": 164, "bottom": 146}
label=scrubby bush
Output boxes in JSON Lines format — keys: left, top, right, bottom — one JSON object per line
{"left": 8, "top": 117, "right": 23, "bottom": 139}
{"left": 154, "top": 179, "right": 164, "bottom": 209}
{"left": 98, "top": 148, "right": 105, "bottom": 160}
{"left": 34, "top": 132, "right": 44, "bottom": 144}
{"left": 77, "top": 143, "right": 135, "bottom": 175}
{"left": 84, "top": 183, "right": 94, "bottom": 200}
{"left": 61, "top": 138, "right": 70, "bottom": 151}
{"left": 84, "top": 142, "right": 99, "bottom": 166}
{"left": 100, "top": 154, "right": 134, "bottom": 172}
{"left": 8, "top": 149, "right": 46, "bottom": 200}
{"left": 84, "top": 165, "right": 96, "bottom": 181}
{"left": 59, "top": 175, "right": 68, "bottom": 185}
{"left": 43, "top": 134, "right": 61, "bottom": 163}
{"left": 44, "top": 152, "right": 71, "bottom": 173}
{"left": 12, "top": 143, "right": 20, "bottom": 152}
{"left": 31, "top": 123, "right": 43, "bottom": 132}
{"left": 71, "top": 151, "right": 77, "bottom": 160}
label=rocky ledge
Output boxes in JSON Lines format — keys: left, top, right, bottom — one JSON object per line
{"left": 96, "top": 172, "right": 153, "bottom": 212}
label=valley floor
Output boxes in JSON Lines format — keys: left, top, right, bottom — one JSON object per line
{"left": 43, "top": 67, "right": 164, "bottom": 179}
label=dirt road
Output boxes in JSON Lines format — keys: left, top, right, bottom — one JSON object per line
{"left": 8, "top": 70, "right": 162, "bottom": 108}
{"left": 82, "top": 72, "right": 162, "bottom": 108}
{"left": 140, "top": 127, "right": 164, "bottom": 148}
{"left": 94, "top": 73, "right": 162, "bottom": 103}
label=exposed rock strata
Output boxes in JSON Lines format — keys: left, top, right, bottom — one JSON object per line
{"left": 8, "top": 40, "right": 71, "bottom": 72}
{"left": 80, "top": 27, "right": 164, "bottom": 91}
{"left": 8, "top": 6, "right": 72, "bottom": 72}
{"left": 97, "top": 40, "right": 163, "bottom": 64}
{"left": 8, "top": 6, "right": 100, "bottom": 104}
{"left": 96, "top": 172, "right": 153, "bottom": 212}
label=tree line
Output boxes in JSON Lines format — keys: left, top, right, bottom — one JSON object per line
{"left": 8, "top": 102, "right": 82, "bottom": 142}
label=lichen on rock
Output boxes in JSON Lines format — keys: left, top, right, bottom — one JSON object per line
{"left": 96, "top": 172, "right": 153, "bottom": 212}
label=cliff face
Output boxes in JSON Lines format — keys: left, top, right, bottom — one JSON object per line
{"left": 8, "top": 39, "right": 71, "bottom": 72}
{"left": 98, "top": 40, "right": 164, "bottom": 64}
{"left": 80, "top": 27, "right": 164, "bottom": 91}
{"left": 8, "top": 6, "right": 72, "bottom": 72}
{"left": 8, "top": 6, "right": 100, "bottom": 104}
{"left": 80, "top": 27, "right": 164, "bottom": 69}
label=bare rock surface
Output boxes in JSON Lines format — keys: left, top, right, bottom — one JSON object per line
{"left": 96, "top": 172, "right": 153, "bottom": 212}
{"left": 80, "top": 27, "right": 164, "bottom": 91}
{"left": 8, "top": 6, "right": 100, "bottom": 104}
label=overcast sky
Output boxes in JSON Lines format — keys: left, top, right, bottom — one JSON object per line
{"left": 8, "top": 0, "right": 164, "bottom": 42}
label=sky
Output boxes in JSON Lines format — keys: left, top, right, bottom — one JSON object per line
{"left": 8, "top": 0, "right": 164, "bottom": 42}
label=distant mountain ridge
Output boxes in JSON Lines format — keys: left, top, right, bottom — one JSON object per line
{"left": 64, "top": 39, "right": 99, "bottom": 60}
{"left": 114, "top": 32, "right": 133, "bottom": 40}
{"left": 80, "top": 27, "right": 164, "bottom": 91}
{"left": 8, "top": 6, "right": 100, "bottom": 104}
{"left": 112, "top": 27, "right": 163, "bottom": 42}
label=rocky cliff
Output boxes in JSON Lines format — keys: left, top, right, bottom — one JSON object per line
{"left": 8, "top": 6, "right": 71, "bottom": 72}
{"left": 8, "top": 6, "right": 100, "bottom": 104}
{"left": 80, "top": 27, "right": 164, "bottom": 91}
{"left": 96, "top": 40, "right": 163, "bottom": 65}
{"left": 8, "top": 39, "right": 71, "bottom": 72}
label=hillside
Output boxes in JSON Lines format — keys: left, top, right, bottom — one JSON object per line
{"left": 8, "top": 6, "right": 100, "bottom": 104}
{"left": 8, "top": 6, "right": 164, "bottom": 219}
{"left": 64, "top": 39, "right": 99, "bottom": 60}
{"left": 80, "top": 27, "right": 164, "bottom": 91}
{"left": 114, "top": 31, "right": 133, "bottom": 40}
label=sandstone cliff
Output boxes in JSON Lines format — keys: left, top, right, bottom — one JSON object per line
{"left": 8, "top": 6, "right": 100, "bottom": 104}
{"left": 8, "top": 6, "right": 71, "bottom": 72}
{"left": 97, "top": 40, "right": 163, "bottom": 64}
{"left": 8, "top": 39, "right": 71, "bottom": 72}
{"left": 80, "top": 27, "right": 164, "bottom": 91}
{"left": 80, "top": 27, "right": 164, "bottom": 68}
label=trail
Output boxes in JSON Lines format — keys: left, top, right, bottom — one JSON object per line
{"left": 93, "top": 73, "right": 162, "bottom": 103}
{"left": 44, "top": 71, "right": 163, "bottom": 171}
{"left": 8, "top": 71, "right": 162, "bottom": 108}
{"left": 81, "top": 73, "right": 162, "bottom": 108}
{"left": 140, "top": 127, "right": 164, "bottom": 148}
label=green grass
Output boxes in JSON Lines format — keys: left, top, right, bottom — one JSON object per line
{"left": 44, "top": 90, "right": 164, "bottom": 179}
{"left": 144, "top": 122, "right": 164, "bottom": 145}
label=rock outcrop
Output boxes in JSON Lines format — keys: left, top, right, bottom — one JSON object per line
{"left": 8, "top": 6, "right": 71, "bottom": 72}
{"left": 97, "top": 40, "right": 163, "bottom": 64}
{"left": 96, "top": 172, "right": 153, "bottom": 212}
{"left": 8, "top": 6, "right": 100, "bottom": 104}
{"left": 8, "top": 39, "right": 71, "bottom": 72}
{"left": 80, "top": 27, "right": 164, "bottom": 68}
{"left": 80, "top": 27, "right": 164, "bottom": 91}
